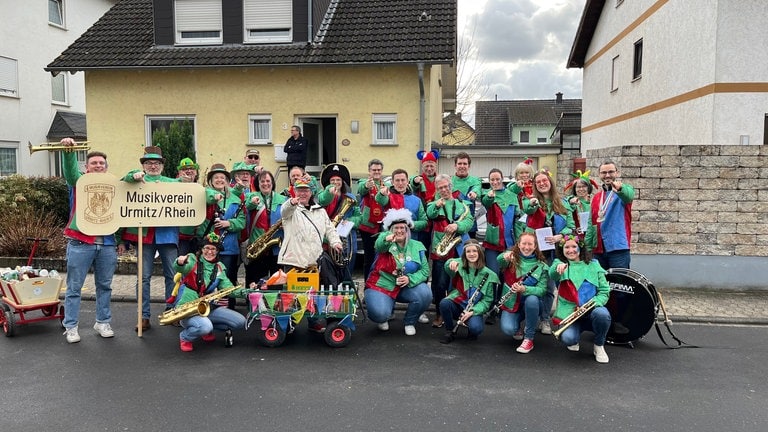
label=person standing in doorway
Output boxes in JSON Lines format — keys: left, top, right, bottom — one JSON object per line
{"left": 284, "top": 125, "right": 309, "bottom": 171}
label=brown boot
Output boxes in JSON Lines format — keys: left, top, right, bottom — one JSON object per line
{"left": 134, "top": 318, "right": 151, "bottom": 332}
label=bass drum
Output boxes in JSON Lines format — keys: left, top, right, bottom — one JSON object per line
{"left": 605, "top": 268, "right": 659, "bottom": 345}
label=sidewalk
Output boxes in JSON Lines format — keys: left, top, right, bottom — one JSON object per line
{"left": 67, "top": 271, "right": 768, "bottom": 326}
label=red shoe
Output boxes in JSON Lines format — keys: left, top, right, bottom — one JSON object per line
{"left": 180, "top": 340, "right": 194, "bottom": 352}
{"left": 201, "top": 332, "right": 216, "bottom": 342}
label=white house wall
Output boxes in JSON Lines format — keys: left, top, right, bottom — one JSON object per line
{"left": 0, "top": 0, "right": 114, "bottom": 176}
{"left": 581, "top": 0, "right": 766, "bottom": 150}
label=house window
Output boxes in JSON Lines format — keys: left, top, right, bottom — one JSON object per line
{"left": 52, "top": 73, "right": 68, "bottom": 104}
{"left": 537, "top": 130, "right": 548, "bottom": 144}
{"left": 0, "top": 56, "right": 18, "bottom": 98}
{"left": 611, "top": 55, "right": 619, "bottom": 92}
{"left": 372, "top": 114, "right": 397, "bottom": 146}
{"left": 49, "top": 0, "right": 65, "bottom": 27}
{"left": 145, "top": 115, "right": 196, "bottom": 148}
{"left": 175, "top": 0, "right": 222, "bottom": 45}
{"left": 562, "top": 133, "right": 580, "bottom": 151}
{"left": 248, "top": 115, "right": 272, "bottom": 145}
{"left": 243, "top": 0, "right": 292, "bottom": 43}
{"left": 0, "top": 146, "right": 18, "bottom": 175}
{"left": 519, "top": 130, "right": 530, "bottom": 144}
{"left": 633, "top": 39, "right": 643, "bottom": 80}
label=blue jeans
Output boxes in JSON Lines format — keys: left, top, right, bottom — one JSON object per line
{"left": 558, "top": 306, "right": 612, "bottom": 346}
{"left": 365, "top": 283, "right": 432, "bottom": 325}
{"left": 179, "top": 306, "right": 246, "bottom": 342}
{"left": 540, "top": 250, "right": 556, "bottom": 321}
{"left": 64, "top": 240, "right": 117, "bottom": 329}
{"left": 137, "top": 243, "right": 177, "bottom": 319}
{"left": 500, "top": 295, "right": 540, "bottom": 340}
{"left": 595, "top": 249, "right": 631, "bottom": 271}
{"left": 439, "top": 299, "right": 485, "bottom": 337}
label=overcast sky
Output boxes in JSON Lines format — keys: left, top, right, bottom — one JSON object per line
{"left": 457, "top": 0, "right": 585, "bottom": 124}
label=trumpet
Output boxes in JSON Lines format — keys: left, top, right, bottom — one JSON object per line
{"left": 553, "top": 298, "right": 596, "bottom": 340}
{"left": 29, "top": 141, "right": 90, "bottom": 155}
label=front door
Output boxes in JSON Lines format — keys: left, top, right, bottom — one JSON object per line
{"left": 301, "top": 119, "right": 322, "bottom": 176}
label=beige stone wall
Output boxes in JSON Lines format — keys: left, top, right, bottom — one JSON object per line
{"left": 557, "top": 145, "right": 768, "bottom": 257}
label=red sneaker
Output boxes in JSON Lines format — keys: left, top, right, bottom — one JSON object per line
{"left": 180, "top": 340, "right": 194, "bottom": 352}
{"left": 201, "top": 332, "right": 216, "bottom": 342}
{"left": 516, "top": 338, "right": 534, "bottom": 354}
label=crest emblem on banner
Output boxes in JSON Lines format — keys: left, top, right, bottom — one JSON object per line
{"left": 83, "top": 183, "right": 115, "bottom": 224}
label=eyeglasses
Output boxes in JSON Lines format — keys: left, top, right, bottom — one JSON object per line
{"left": 247, "top": 155, "right": 260, "bottom": 160}
{"left": 599, "top": 170, "right": 617, "bottom": 175}
{"left": 202, "top": 246, "right": 218, "bottom": 252}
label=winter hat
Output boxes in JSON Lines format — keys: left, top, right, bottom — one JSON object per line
{"left": 381, "top": 208, "right": 414, "bottom": 231}
{"left": 417, "top": 149, "right": 439, "bottom": 164}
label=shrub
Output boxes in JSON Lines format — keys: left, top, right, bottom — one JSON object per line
{"left": 0, "top": 175, "right": 70, "bottom": 225}
{"left": 0, "top": 209, "right": 67, "bottom": 258}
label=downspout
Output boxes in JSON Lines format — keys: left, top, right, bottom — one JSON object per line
{"left": 418, "top": 62, "right": 425, "bottom": 152}
{"left": 307, "top": 0, "right": 313, "bottom": 43}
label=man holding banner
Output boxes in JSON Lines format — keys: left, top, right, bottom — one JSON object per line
{"left": 60, "top": 138, "right": 118, "bottom": 344}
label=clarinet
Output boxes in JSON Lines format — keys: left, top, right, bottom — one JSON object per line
{"left": 452, "top": 273, "right": 490, "bottom": 334}
{"left": 491, "top": 264, "right": 540, "bottom": 314}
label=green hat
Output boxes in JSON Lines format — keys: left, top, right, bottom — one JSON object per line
{"left": 177, "top": 157, "right": 199, "bottom": 171}
{"left": 231, "top": 161, "right": 254, "bottom": 174}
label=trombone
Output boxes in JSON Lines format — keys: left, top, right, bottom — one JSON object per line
{"left": 28, "top": 141, "right": 90, "bottom": 155}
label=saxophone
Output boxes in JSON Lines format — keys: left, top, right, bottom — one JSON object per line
{"left": 330, "top": 195, "right": 357, "bottom": 266}
{"left": 434, "top": 200, "right": 470, "bottom": 257}
{"left": 159, "top": 286, "right": 239, "bottom": 325}
{"left": 246, "top": 220, "right": 283, "bottom": 260}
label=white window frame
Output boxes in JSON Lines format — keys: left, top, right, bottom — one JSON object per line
{"left": 243, "top": 0, "right": 292, "bottom": 43}
{"left": 536, "top": 129, "right": 548, "bottom": 144}
{"left": 0, "top": 144, "right": 19, "bottom": 176}
{"left": 519, "top": 130, "right": 530, "bottom": 144}
{"left": 49, "top": 0, "right": 65, "bottom": 28}
{"left": 372, "top": 114, "right": 397, "bottom": 146}
{"left": 633, "top": 39, "right": 643, "bottom": 81}
{"left": 175, "top": 0, "right": 223, "bottom": 46}
{"left": 52, "top": 73, "right": 68, "bottom": 105}
{"left": 145, "top": 115, "right": 197, "bottom": 148}
{"left": 248, "top": 114, "right": 272, "bottom": 145}
{"left": 611, "top": 55, "right": 620, "bottom": 92}
{"left": 0, "top": 56, "right": 19, "bottom": 98}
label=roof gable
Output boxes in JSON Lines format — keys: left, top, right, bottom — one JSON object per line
{"left": 47, "top": 0, "right": 456, "bottom": 72}
{"left": 567, "top": 0, "right": 606, "bottom": 68}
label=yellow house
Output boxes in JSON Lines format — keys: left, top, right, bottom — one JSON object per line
{"left": 46, "top": 0, "right": 457, "bottom": 187}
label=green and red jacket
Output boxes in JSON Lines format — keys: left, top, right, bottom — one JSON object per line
{"left": 497, "top": 254, "right": 548, "bottom": 312}
{"left": 548, "top": 259, "right": 610, "bottom": 325}
{"left": 444, "top": 261, "right": 499, "bottom": 316}
{"left": 366, "top": 235, "right": 429, "bottom": 299}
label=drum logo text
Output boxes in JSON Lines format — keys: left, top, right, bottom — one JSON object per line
{"left": 609, "top": 282, "right": 635, "bottom": 294}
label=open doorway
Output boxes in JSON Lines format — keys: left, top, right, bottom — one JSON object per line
{"left": 298, "top": 117, "right": 337, "bottom": 177}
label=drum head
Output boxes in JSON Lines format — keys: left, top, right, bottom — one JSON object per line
{"left": 605, "top": 268, "right": 659, "bottom": 344}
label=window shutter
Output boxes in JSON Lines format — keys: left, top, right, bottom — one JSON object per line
{"left": 244, "top": 0, "right": 292, "bottom": 30}
{"left": 176, "top": 0, "right": 222, "bottom": 32}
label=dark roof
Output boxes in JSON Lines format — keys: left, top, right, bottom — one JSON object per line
{"left": 567, "top": 0, "right": 606, "bottom": 68}
{"left": 47, "top": 111, "right": 87, "bottom": 140}
{"left": 474, "top": 98, "right": 582, "bottom": 145}
{"left": 554, "top": 111, "right": 582, "bottom": 132}
{"left": 46, "top": 0, "right": 456, "bottom": 72}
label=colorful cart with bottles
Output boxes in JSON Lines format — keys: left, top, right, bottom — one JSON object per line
{"left": 245, "top": 268, "right": 360, "bottom": 348}
{"left": 1, "top": 268, "right": 65, "bottom": 337}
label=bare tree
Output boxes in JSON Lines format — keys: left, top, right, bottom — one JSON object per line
{"left": 454, "top": 19, "right": 489, "bottom": 124}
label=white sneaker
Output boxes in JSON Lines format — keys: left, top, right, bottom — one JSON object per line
{"left": 93, "top": 322, "right": 114, "bottom": 338}
{"left": 63, "top": 327, "right": 80, "bottom": 344}
{"left": 404, "top": 325, "right": 416, "bottom": 336}
{"left": 594, "top": 345, "right": 609, "bottom": 363}
{"left": 377, "top": 321, "right": 390, "bottom": 331}
{"left": 567, "top": 343, "right": 580, "bottom": 352}
{"left": 539, "top": 321, "right": 552, "bottom": 335}
{"left": 418, "top": 313, "right": 430, "bottom": 324}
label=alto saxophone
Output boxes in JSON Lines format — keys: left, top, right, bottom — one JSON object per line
{"left": 159, "top": 285, "right": 239, "bottom": 325}
{"left": 330, "top": 195, "right": 357, "bottom": 266}
{"left": 434, "top": 201, "right": 470, "bottom": 258}
{"left": 247, "top": 220, "right": 283, "bottom": 260}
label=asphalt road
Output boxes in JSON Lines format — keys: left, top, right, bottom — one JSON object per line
{"left": 1, "top": 301, "right": 766, "bottom": 432}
